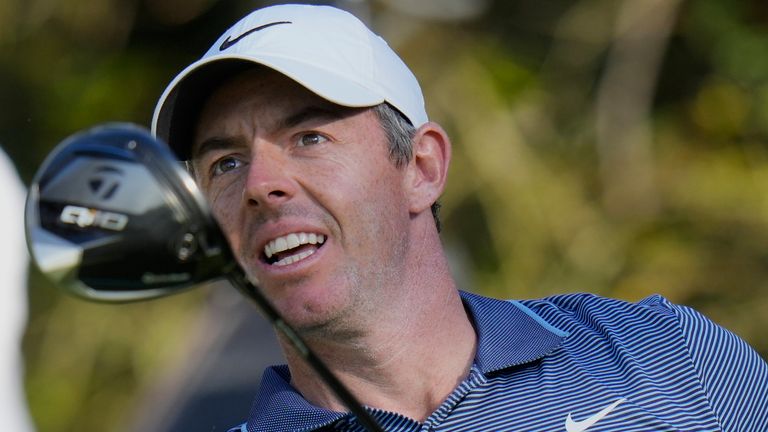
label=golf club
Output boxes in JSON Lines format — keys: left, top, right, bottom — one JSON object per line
{"left": 25, "top": 123, "right": 384, "bottom": 432}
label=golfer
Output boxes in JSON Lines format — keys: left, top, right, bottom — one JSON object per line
{"left": 152, "top": 4, "right": 768, "bottom": 431}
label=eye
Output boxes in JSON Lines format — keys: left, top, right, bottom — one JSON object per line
{"left": 211, "top": 156, "right": 245, "bottom": 177}
{"left": 297, "top": 133, "right": 329, "bottom": 147}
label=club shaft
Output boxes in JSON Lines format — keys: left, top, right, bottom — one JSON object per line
{"left": 227, "top": 271, "right": 384, "bottom": 432}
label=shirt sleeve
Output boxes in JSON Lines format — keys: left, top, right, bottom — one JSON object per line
{"left": 667, "top": 300, "right": 768, "bottom": 432}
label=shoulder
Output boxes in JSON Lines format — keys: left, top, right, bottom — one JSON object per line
{"left": 520, "top": 292, "right": 748, "bottom": 345}
{"left": 226, "top": 423, "right": 247, "bottom": 432}
{"left": 518, "top": 291, "right": 765, "bottom": 373}
{"left": 518, "top": 292, "right": 681, "bottom": 326}
{"left": 517, "top": 293, "right": 727, "bottom": 354}
{"left": 520, "top": 291, "right": 674, "bottom": 312}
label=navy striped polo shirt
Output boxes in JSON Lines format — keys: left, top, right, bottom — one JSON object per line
{"left": 229, "top": 291, "right": 768, "bottom": 431}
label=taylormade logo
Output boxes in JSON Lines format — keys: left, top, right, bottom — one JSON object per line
{"left": 88, "top": 165, "right": 123, "bottom": 200}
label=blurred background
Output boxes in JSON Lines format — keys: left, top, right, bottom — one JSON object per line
{"left": 2, "top": 0, "right": 768, "bottom": 430}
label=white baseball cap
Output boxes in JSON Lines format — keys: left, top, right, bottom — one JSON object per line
{"left": 151, "top": 3, "right": 428, "bottom": 159}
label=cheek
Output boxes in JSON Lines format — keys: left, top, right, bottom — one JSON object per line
{"left": 340, "top": 162, "right": 409, "bottom": 233}
{"left": 208, "top": 184, "right": 244, "bottom": 251}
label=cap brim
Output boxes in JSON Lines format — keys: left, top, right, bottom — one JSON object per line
{"left": 152, "top": 54, "right": 385, "bottom": 160}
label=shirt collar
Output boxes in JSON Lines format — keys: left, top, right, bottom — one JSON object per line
{"left": 246, "top": 290, "right": 568, "bottom": 431}
{"left": 459, "top": 290, "right": 568, "bottom": 373}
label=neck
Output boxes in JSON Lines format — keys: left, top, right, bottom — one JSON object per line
{"left": 280, "top": 225, "right": 477, "bottom": 422}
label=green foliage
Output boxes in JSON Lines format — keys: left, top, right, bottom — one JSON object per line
{"left": 3, "top": 0, "right": 767, "bottom": 431}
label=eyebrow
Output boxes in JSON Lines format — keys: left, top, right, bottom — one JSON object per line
{"left": 192, "top": 136, "right": 240, "bottom": 161}
{"left": 278, "top": 104, "right": 354, "bottom": 130}
{"left": 192, "top": 104, "right": 358, "bottom": 160}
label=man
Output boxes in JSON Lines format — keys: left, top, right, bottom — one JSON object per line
{"left": 152, "top": 4, "right": 768, "bottom": 431}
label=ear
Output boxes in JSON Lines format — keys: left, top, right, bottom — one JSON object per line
{"left": 404, "top": 122, "right": 452, "bottom": 215}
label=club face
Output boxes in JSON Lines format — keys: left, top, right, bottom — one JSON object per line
{"left": 25, "top": 123, "right": 236, "bottom": 302}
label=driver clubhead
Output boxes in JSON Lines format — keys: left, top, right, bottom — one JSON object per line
{"left": 25, "top": 123, "right": 236, "bottom": 302}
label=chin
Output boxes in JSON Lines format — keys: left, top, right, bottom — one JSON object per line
{"left": 264, "top": 281, "right": 348, "bottom": 330}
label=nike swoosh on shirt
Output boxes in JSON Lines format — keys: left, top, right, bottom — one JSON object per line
{"left": 219, "top": 21, "right": 292, "bottom": 51}
{"left": 565, "top": 398, "right": 626, "bottom": 432}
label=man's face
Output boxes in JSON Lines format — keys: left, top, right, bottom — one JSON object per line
{"left": 192, "top": 68, "right": 412, "bottom": 334}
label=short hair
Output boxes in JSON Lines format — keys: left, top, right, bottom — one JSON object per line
{"left": 372, "top": 103, "right": 441, "bottom": 232}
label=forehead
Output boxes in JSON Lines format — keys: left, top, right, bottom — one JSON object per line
{"left": 193, "top": 67, "right": 365, "bottom": 146}
{"left": 200, "top": 67, "right": 341, "bottom": 122}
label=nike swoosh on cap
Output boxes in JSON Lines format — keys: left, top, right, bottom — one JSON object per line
{"left": 565, "top": 398, "right": 626, "bottom": 432}
{"left": 219, "top": 21, "right": 292, "bottom": 51}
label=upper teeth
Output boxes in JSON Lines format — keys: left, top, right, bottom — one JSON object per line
{"left": 264, "top": 232, "right": 326, "bottom": 259}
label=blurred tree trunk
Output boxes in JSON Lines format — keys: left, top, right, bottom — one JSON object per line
{"left": 596, "top": 0, "right": 682, "bottom": 219}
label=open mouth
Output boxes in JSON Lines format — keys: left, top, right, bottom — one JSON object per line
{"left": 263, "top": 232, "right": 326, "bottom": 266}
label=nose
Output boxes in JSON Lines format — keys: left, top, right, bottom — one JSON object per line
{"left": 242, "top": 145, "right": 295, "bottom": 209}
